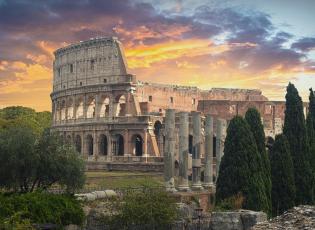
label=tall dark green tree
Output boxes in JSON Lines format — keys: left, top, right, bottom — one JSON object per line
{"left": 245, "top": 107, "right": 272, "bottom": 215}
{"left": 309, "top": 88, "right": 315, "bottom": 130}
{"left": 270, "top": 134, "right": 295, "bottom": 216}
{"left": 307, "top": 89, "right": 315, "bottom": 198}
{"left": 283, "top": 83, "right": 313, "bottom": 204}
{"left": 216, "top": 116, "right": 269, "bottom": 214}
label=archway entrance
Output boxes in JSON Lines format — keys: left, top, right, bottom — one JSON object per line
{"left": 99, "top": 134, "right": 108, "bottom": 155}
{"left": 75, "top": 135, "right": 82, "bottom": 154}
{"left": 132, "top": 134, "right": 143, "bottom": 156}
{"left": 86, "top": 134, "right": 93, "bottom": 155}
{"left": 113, "top": 134, "right": 124, "bottom": 156}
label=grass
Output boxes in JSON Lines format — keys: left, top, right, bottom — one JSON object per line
{"left": 84, "top": 171, "right": 164, "bottom": 189}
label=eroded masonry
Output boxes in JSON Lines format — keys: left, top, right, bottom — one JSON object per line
{"left": 51, "top": 37, "right": 308, "bottom": 173}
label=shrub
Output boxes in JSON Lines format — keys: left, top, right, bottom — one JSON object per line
{"left": 0, "top": 193, "right": 84, "bottom": 228}
{"left": 101, "top": 186, "right": 178, "bottom": 229}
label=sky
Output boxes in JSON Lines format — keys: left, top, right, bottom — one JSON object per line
{"left": 0, "top": 0, "right": 315, "bottom": 111}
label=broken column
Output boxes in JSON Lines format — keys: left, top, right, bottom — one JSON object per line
{"left": 215, "top": 118, "right": 227, "bottom": 181}
{"left": 164, "top": 109, "right": 177, "bottom": 192}
{"left": 203, "top": 115, "right": 214, "bottom": 189}
{"left": 178, "top": 112, "right": 190, "bottom": 191}
{"left": 191, "top": 111, "right": 203, "bottom": 190}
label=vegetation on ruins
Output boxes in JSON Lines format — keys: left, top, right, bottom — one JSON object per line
{"left": 270, "top": 134, "right": 296, "bottom": 216}
{"left": 245, "top": 107, "right": 272, "bottom": 215}
{"left": 0, "top": 193, "right": 84, "bottom": 228}
{"left": 215, "top": 116, "right": 269, "bottom": 214}
{"left": 101, "top": 186, "right": 178, "bottom": 229}
{"left": 283, "top": 83, "right": 314, "bottom": 204}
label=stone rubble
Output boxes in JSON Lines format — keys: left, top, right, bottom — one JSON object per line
{"left": 252, "top": 205, "right": 315, "bottom": 230}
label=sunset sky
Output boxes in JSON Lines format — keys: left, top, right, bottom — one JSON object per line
{"left": 0, "top": 0, "right": 315, "bottom": 111}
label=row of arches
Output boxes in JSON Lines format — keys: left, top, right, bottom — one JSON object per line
{"left": 53, "top": 94, "right": 128, "bottom": 122}
{"left": 66, "top": 133, "right": 144, "bottom": 156}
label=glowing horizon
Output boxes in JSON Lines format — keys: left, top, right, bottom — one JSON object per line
{"left": 0, "top": 0, "right": 314, "bottom": 111}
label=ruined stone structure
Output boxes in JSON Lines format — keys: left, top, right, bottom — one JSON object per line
{"left": 51, "top": 37, "right": 308, "bottom": 172}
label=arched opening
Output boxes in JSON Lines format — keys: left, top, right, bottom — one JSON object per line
{"left": 56, "top": 102, "right": 60, "bottom": 121}
{"left": 131, "top": 134, "right": 143, "bottom": 156}
{"left": 75, "top": 135, "right": 82, "bottom": 153}
{"left": 113, "top": 134, "right": 124, "bottom": 156}
{"left": 76, "top": 98, "right": 84, "bottom": 118}
{"left": 87, "top": 97, "right": 96, "bottom": 118}
{"left": 86, "top": 134, "right": 93, "bottom": 156}
{"left": 100, "top": 96, "right": 110, "bottom": 117}
{"left": 61, "top": 100, "right": 66, "bottom": 120}
{"left": 67, "top": 98, "right": 74, "bottom": 119}
{"left": 66, "top": 135, "right": 72, "bottom": 144}
{"left": 213, "top": 136, "right": 217, "bottom": 157}
{"left": 99, "top": 134, "right": 108, "bottom": 155}
{"left": 189, "top": 135, "right": 193, "bottom": 155}
{"left": 154, "top": 121, "right": 162, "bottom": 136}
{"left": 115, "top": 95, "right": 126, "bottom": 116}
{"left": 154, "top": 121, "right": 163, "bottom": 154}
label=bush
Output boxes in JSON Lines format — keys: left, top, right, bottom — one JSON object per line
{"left": 0, "top": 193, "right": 84, "bottom": 228}
{"left": 215, "top": 192, "right": 245, "bottom": 211}
{"left": 101, "top": 186, "right": 178, "bottom": 229}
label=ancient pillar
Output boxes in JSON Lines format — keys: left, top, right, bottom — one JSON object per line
{"left": 178, "top": 112, "right": 190, "bottom": 191}
{"left": 204, "top": 115, "right": 214, "bottom": 188}
{"left": 215, "top": 119, "right": 226, "bottom": 181}
{"left": 95, "top": 94, "right": 100, "bottom": 120}
{"left": 164, "top": 109, "right": 177, "bottom": 192}
{"left": 191, "top": 111, "right": 203, "bottom": 190}
{"left": 83, "top": 94, "right": 87, "bottom": 119}
{"left": 73, "top": 96, "right": 77, "bottom": 119}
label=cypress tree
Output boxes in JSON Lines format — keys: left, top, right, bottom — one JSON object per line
{"left": 309, "top": 88, "right": 315, "bottom": 130}
{"left": 216, "top": 116, "right": 269, "bottom": 213}
{"left": 245, "top": 108, "right": 272, "bottom": 215}
{"left": 270, "top": 134, "right": 295, "bottom": 216}
{"left": 283, "top": 82, "right": 313, "bottom": 204}
{"left": 307, "top": 88, "right": 315, "bottom": 199}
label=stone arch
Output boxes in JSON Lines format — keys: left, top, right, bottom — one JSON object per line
{"left": 115, "top": 94, "right": 126, "bottom": 116}
{"left": 154, "top": 120, "right": 162, "bottom": 136}
{"left": 131, "top": 134, "right": 143, "bottom": 156}
{"left": 66, "top": 135, "right": 72, "bottom": 144}
{"left": 67, "top": 98, "right": 74, "bottom": 119}
{"left": 99, "top": 134, "right": 108, "bottom": 155}
{"left": 75, "top": 135, "right": 82, "bottom": 153}
{"left": 55, "top": 101, "right": 60, "bottom": 121}
{"left": 76, "top": 97, "right": 84, "bottom": 118}
{"left": 99, "top": 95, "right": 110, "bottom": 117}
{"left": 61, "top": 100, "right": 66, "bottom": 120}
{"left": 87, "top": 96, "right": 96, "bottom": 118}
{"left": 86, "top": 134, "right": 94, "bottom": 155}
{"left": 113, "top": 134, "right": 124, "bottom": 156}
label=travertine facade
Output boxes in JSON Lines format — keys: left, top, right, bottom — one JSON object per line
{"left": 51, "top": 37, "right": 308, "bottom": 171}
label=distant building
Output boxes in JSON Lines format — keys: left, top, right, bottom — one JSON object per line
{"left": 50, "top": 37, "right": 307, "bottom": 171}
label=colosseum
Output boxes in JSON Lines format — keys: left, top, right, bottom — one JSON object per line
{"left": 51, "top": 37, "right": 306, "bottom": 172}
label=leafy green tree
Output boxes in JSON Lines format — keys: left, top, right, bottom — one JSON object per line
{"left": 0, "top": 126, "right": 38, "bottom": 192}
{"left": 0, "top": 127, "right": 85, "bottom": 192}
{"left": 245, "top": 107, "right": 272, "bottom": 215}
{"left": 283, "top": 83, "right": 313, "bottom": 204}
{"left": 0, "top": 106, "right": 51, "bottom": 136}
{"left": 270, "top": 134, "right": 295, "bottom": 216}
{"left": 216, "top": 116, "right": 269, "bottom": 214}
{"left": 35, "top": 130, "right": 86, "bottom": 192}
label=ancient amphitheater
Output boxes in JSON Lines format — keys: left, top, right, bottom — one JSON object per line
{"left": 51, "top": 37, "right": 299, "bottom": 172}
